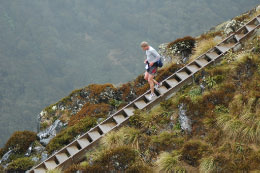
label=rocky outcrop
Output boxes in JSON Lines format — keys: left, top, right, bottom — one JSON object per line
{"left": 159, "top": 36, "right": 195, "bottom": 64}
{"left": 224, "top": 19, "right": 245, "bottom": 35}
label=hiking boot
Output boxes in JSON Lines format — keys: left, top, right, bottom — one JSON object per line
{"left": 155, "top": 83, "right": 161, "bottom": 90}
{"left": 148, "top": 93, "right": 156, "bottom": 101}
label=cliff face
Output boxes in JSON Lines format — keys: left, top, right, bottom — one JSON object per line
{"left": 1, "top": 5, "right": 260, "bottom": 173}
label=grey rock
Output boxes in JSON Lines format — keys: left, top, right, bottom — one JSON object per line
{"left": 0, "top": 149, "right": 13, "bottom": 164}
{"left": 25, "top": 144, "right": 33, "bottom": 157}
{"left": 214, "top": 36, "right": 222, "bottom": 43}
{"left": 233, "top": 43, "right": 242, "bottom": 52}
{"left": 37, "top": 119, "right": 65, "bottom": 146}
{"left": 224, "top": 27, "right": 234, "bottom": 35}
{"left": 41, "top": 152, "right": 48, "bottom": 162}
{"left": 256, "top": 5, "right": 260, "bottom": 12}
{"left": 178, "top": 103, "right": 192, "bottom": 133}
{"left": 34, "top": 146, "right": 45, "bottom": 153}
{"left": 256, "top": 28, "right": 260, "bottom": 36}
{"left": 31, "top": 157, "right": 39, "bottom": 163}
{"left": 200, "top": 83, "right": 206, "bottom": 93}
{"left": 40, "top": 137, "right": 53, "bottom": 146}
{"left": 224, "top": 19, "right": 244, "bottom": 35}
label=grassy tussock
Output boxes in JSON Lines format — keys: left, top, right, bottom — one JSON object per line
{"left": 101, "top": 127, "right": 141, "bottom": 149}
{"left": 156, "top": 151, "right": 184, "bottom": 172}
{"left": 46, "top": 168, "right": 62, "bottom": 173}
{"left": 189, "top": 38, "right": 218, "bottom": 62}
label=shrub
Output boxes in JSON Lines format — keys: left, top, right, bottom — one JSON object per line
{"left": 156, "top": 151, "right": 185, "bottom": 172}
{"left": 87, "top": 83, "right": 115, "bottom": 98}
{"left": 126, "top": 163, "right": 151, "bottom": 173}
{"left": 69, "top": 102, "right": 110, "bottom": 126}
{"left": 118, "top": 83, "right": 131, "bottom": 100}
{"left": 0, "top": 148, "right": 4, "bottom": 157}
{"left": 64, "top": 164, "right": 83, "bottom": 173}
{"left": 181, "top": 140, "right": 210, "bottom": 166}
{"left": 167, "top": 36, "right": 195, "bottom": 48}
{"left": 205, "top": 76, "right": 217, "bottom": 89}
{"left": 6, "top": 157, "right": 35, "bottom": 172}
{"left": 155, "top": 63, "right": 182, "bottom": 83}
{"left": 4, "top": 131, "right": 37, "bottom": 154}
{"left": 167, "top": 36, "right": 195, "bottom": 58}
{"left": 90, "top": 146, "right": 139, "bottom": 171}
{"left": 214, "top": 105, "right": 229, "bottom": 114}
{"left": 160, "top": 100, "right": 173, "bottom": 110}
{"left": 128, "top": 110, "right": 143, "bottom": 128}
{"left": 46, "top": 116, "right": 97, "bottom": 154}
{"left": 151, "top": 131, "right": 184, "bottom": 151}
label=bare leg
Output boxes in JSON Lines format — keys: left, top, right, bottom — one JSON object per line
{"left": 148, "top": 74, "right": 155, "bottom": 94}
{"left": 144, "top": 72, "right": 149, "bottom": 81}
{"left": 153, "top": 79, "right": 158, "bottom": 85}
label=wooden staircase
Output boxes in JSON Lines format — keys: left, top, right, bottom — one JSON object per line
{"left": 28, "top": 15, "right": 260, "bottom": 173}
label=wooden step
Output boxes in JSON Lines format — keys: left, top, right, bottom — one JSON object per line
{"left": 113, "top": 114, "right": 127, "bottom": 124}
{"left": 176, "top": 71, "right": 190, "bottom": 80}
{"left": 165, "top": 78, "right": 179, "bottom": 87}
{"left": 257, "top": 17, "right": 260, "bottom": 23}
{"left": 99, "top": 121, "right": 117, "bottom": 133}
{"left": 88, "top": 130, "right": 101, "bottom": 141}
{"left": 216, "top": 45, "right": 230, "bottom": 53}
{"left": 144, "top": 93, "right": 157, "bottom": 101}
{"left": 66, "top": 145, "right": 79, "bottom": 156}
{"left": 123, "top": 106, "right": 135, "bottom": 116}
{"left": 195, "top": 58, "right": 209, "bottom": 67}
{"left": 245, "top": 25, "right": 255, "bottom": 32}
{"left": 77, "top": 137, "right": 91, "bottom": 148}
{"left": 55, "top": 152, "right": 69, "bottom": 164}
{"left": 157, "top": 85, "right": 168, "bottom": 95}
{"left": 33, "top": 167, "right": 47, "bottom": 173}
{"left": 134, "top": 99, "right": 147, "bottom": 109}
{"left": 44, "top": 160, "right": 57, "bottom": 170}
{"left": 206, "top": 52, "right": 220, "bottom": 60}
{"left": 186, "top": 64, "right": 200, "bottom": 73}
{"left": 234, "top": 33, "right": 244, "bottom": 41}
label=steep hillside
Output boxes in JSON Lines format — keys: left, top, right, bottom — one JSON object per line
{"left": 1, "top": 0, "right": 260, "bottom": 148}
{"left": 0, "top": 5, "right": 260, "bottom": 173}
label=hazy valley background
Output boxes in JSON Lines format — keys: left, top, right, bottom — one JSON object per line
{"left": 0, "top": 0, "right": 259, "bottom": 146}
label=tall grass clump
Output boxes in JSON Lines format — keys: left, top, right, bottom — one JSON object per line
{"left": 156, "top": 151, "right": 185, "bottom": 172}
{"left": 190, "top": 38, "right": 217, "bottom": 62}
{"left": 199, "top": 154, "right": 232, "bottom": 173}
{"left": 46, "top": 168, "right": 62, "bottom": 173}
{"left": 101, "top": 127, "right": 141, "bottom": 149}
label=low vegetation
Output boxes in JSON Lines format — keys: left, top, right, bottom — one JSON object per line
{"left": 6, "top": 157, "right": 35, "bottom": 172}
{"left": 0, "top": 131, "right": 37, "bottom": 162}
{"left": 1, "top": 9, "right": 260, "bottom": 172}
{"left": 46, "top": 116, "right": 97, "bottom": 154}
{"left": 64, "top": 33, "right": 260, "bottom": 172}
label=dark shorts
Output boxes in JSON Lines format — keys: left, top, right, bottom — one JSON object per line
{"left": 147, "top": 65, "right": 157, "bottom": 75}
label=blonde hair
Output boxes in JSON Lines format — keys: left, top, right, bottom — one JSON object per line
{"left": 140, "top": 41, "right": 149, "bottom": 47}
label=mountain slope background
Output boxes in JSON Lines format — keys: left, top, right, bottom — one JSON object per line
{"left": 0, "top": 0, "right": 259, "bottom": 147}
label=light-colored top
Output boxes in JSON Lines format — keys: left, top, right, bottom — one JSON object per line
{"left": 146, "top": 46, "right": 160, "bottom": 63}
